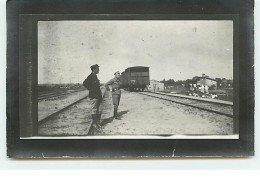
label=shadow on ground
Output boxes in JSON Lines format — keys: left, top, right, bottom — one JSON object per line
{"left": 101, "top": 110, "right": 129, "bottom": 126}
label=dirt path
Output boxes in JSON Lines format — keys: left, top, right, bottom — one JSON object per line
{"left": 98, "top": 90, "right": 233, "bottom": 135}
{"left": 38, "top": 90, "right": 233, "bottom": 136}
{"left": 38, "top": 90, "right": 89, "bottom": 121}
{"left": 38, "top": 97, "right": 93, "bottom": 136}
{"left": 38, "top": 90, "right": 113, "bottom": 136}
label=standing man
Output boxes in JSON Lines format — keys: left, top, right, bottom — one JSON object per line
{"left": 83, "top": 64, "right": 102, "bottom": 131}
{"left": 105, "top": 71, "right": 122, "bottom": 120}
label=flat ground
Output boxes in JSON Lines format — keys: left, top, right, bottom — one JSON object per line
{"left": 38, "top": 90, "right": 88, "bottom": 121}
{"left": 38, "top": 90, "right": 233, "bottom": 136}
{"left": 98, "top": 90, "right": 233, "bottom": 135}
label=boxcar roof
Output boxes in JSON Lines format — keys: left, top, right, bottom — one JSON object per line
{"left": 126, "top": 66, "right": 149, "bottom": 70}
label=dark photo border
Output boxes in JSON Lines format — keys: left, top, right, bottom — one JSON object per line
{"left": 7, "top": 0, "right": 254, "bottom": 158}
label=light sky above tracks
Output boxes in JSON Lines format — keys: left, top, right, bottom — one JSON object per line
{"left": 38, "top": 20, "right": 233, "bottom": 84}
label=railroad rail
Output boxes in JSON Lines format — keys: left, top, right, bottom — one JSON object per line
{"left": 38, "top": 88, "right": 86, "bottom": 101}
{"left": 138, "top": 91, "right": 233, "bottom": 118}
{"left": 38, "top": 87, "right": 107, "bottom": 135}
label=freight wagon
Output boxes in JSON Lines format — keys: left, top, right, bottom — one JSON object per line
{"left": 120, "top": 66, "right": 150, "bottom": 91}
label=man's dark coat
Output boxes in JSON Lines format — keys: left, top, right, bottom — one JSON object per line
{"left": 83, "top": 73, "right": 102, "bottom": 99}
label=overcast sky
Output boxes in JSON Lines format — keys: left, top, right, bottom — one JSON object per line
{"left": 38, "top": 20, "right": 233, "bottom": 84}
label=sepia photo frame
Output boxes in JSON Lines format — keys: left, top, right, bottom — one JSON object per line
{"left": 7, "top": 0, "right": 254, "bottom": 158}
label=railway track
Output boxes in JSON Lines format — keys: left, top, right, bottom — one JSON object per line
{"left": 38, "top": 88, "right": 86, "bottom": 100}
{"left": 138, "top": 91, "right": 233, "bottom": 118}
{"left": 38, "top": 95, "right": 89, "bottom": 125}
{"left": 38, "top": 87, "right": 106, "bottom": 135}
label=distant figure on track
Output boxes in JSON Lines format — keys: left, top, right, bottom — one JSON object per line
{"left": 105, "top": 71, "right": 122, "bottom": 120}
{"left": 83, "top": 64, "right": 102, "bottom": 132}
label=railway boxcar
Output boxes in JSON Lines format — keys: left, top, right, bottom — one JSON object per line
{"left": 120, "top": 66, "right": 150, "bottom": 91}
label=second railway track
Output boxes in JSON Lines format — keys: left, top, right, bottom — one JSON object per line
{"left": 138, "top": 91, "right": 233, "bottom": 118}
{"left": 39, "top": 87, "right": 106, "bottom": 135}
{"left": 38, "top": 88, "right": 86, "bottom": 101}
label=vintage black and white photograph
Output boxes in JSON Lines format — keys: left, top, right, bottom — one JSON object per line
{"left": 7, "top": 0, "right": 254, "bottom": 158}
{"left": 32, "top": 20, "right": 236, "bottom": 139}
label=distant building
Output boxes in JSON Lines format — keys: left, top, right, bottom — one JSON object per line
{"left": 196, "top": 74, "right": 217, "bottom": 89}
{"left": 202, "top": 74, "right": 209, "bottom": 78}
{"left": 148, "top": 80, "right": 165, "bottom": 92}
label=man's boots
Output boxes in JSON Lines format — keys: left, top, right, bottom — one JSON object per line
{"left": 96, "top": 114, "right": 102, "bottom": 128}
{"left": 91, "top": 114, "right": 101, "bottom": 131}
{"left": 114, "top": 107, "right": 121, "bottom": 120}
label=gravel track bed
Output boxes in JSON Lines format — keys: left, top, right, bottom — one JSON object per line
{"left": 139, "top": 92, "right": 233, "bottom": 116}
{"left": 97, "top": 91, "right": 233, "bottom": 136}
